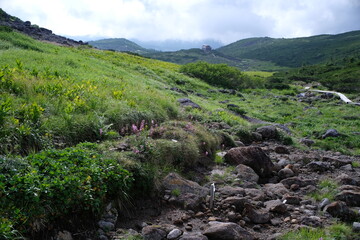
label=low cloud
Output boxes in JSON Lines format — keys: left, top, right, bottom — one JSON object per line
{"left": 1, "top": 0, "right": 359, "bottom": 44}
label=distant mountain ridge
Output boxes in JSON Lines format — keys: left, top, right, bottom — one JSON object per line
{"left": 217, "top": 31, "right": 360, "bottom": 68}
{"left": 87, "top": 38, "right": 152, "bottom": 54}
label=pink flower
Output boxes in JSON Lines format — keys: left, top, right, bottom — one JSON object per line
{"left": 205, "top": 151, "right": 209, "bottom": 156}
{"left": 140, "top": 120, "right": 145, "bottom": 131}
{"left": 99, "top": 128, "right": 103, "bottom": 136}
{"left": 131, "top": 124, "right": 138, "bottom": 134}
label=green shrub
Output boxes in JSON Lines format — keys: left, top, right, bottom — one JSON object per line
{"left": 180, "top": 61, "right": 249, "bottom": 89}
{"left": 0, "top": 143, "right": 133, "bottom": 235}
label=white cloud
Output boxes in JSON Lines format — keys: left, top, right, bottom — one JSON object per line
{"left": 0, "top": 0, "right": 359, "bottom": 43}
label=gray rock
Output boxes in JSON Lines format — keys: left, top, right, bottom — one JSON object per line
{"left": 267, "top": 233, "right": 283, "bottom": 240}
{"left": 218, "top": 186, "right": 245, "bottom": 197}
{"left": 280, "top": 177, "right": 316, "bottom": 189}
{"left": 274, "top": 146, "right": 290, "bottom": 154}
{"left": 222, "top": 196, "right": 249, "bottom": 212}
{"left": 167, "top": 229, "right": 183, "bottom": 239}
{"left": 299, "top": 138, "right": 315, "bottom": 147}
{"left": 224, "top": 146, "right": 274, "bottom": 178}
{"left": 244, "top": 205, "right": 271, "bottom": 224}
{"left": 264, "top": 199, "right": 287, "bottom": 213}
{"left": 142, "top": 226, "right": 167, "bottom": 240}
{"left": 203, "top": 222, "right": 254, "bottom": 240}
{"left": 339, "top": 164, "right": 353, "bottom": 171}
{"left": 322, "top": 129, "right": 340, "bottom": 139}
{"left": 278, "top": 168, "right": 294, "bottom": 179}
{"left": 245, "top": 188, "right": 266, "bottom": 201}
{"left": 336, "top": 173, "right": 360, "bottom": 186}
{"left": 335, "top": 188, "right": 360, "bottom": 207}
{"left": 306, "top": 161, "right": 331, "bottom": 172}
{"left": 300, "top": 216, "right": 322, "bottom": 227}
{"left": 179, "top": 233, "right": 208, "bottom": 240}
{"left": 277, "top": 159, "right": 290, "bottom": 168}
{"left": 178, "top": 98, "right": 201, "bottom": 109}
{"left": 322, "top": 156, "right": 352, "bottom": 168}
{"left": 264, "top": 183, "right": 289, "bottom": 197}
{"left": 56, "top": 231, "right": 73, "bottom": 240}
{"left": 353, "top": 222, "right": 360, "bottom": 232}
{"left": 319, "top": 198, "right": 330, "bottom": 210}
{"left": 235, "top": 164, "right": 259, "bottom": 183}
{"left": 256, "top": 125, "right": 278, "bottom": 140}
{"left": 98, "top": 220, "right": 115, "bottom": 232}
{"left": 282, "top": 194, "right": 301, "bottom": 205}
{"left": 162, "top": 173, "right": 207, "bottom": 210}
{"left": 324, "top": 201, "right": 358, "bottom": 222}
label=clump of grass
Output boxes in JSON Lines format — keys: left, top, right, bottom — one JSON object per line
{"left": 308, "top": 179, "right": 339, "bottom": 201}
{"left": 351, "top": 161, "right": 360, "bottom": 168}
{"left": 280, "top": 223, "right": 355, "bottom": 240}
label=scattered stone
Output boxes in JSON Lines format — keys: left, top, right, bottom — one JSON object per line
{"left": 339, "top": 164, "right": 353, "bottom": 171}
{"left": 256, "top": 126, "right": 278, "bottom": 140}
{"left": 324, "top": 201, "right": 358, "bottom": 222}
{"left": 335, "top": 188, "right": 360, "bottom": 207}
{"left": 301, "top": 216, "right": 322, "bottom": 227}
{"left": 353, "top": 222, "right": 360, "bottom": 232}
{"left": 322, "top": 156, "right": 352, "bottom": 168}
{"left": 224, "top": 146, "right": 274, "bottom": 178}
{"left": 203, "top": 222, "right": 254, "bottom": 240}
{"left": 171, "top": 87, "right": 188, "bottom": 95}
{"left": 235, "top": 164, "right": 260, "bottom": 183}
{"left": 336, "top": 174, "right": 360, "bottom": 186}
{"left": 142, "top": 226, "right": 167, "bottom": 240}
{"left": 178, "top": 98, "right": 201, "bottom": 109}
{"left": 244, "top": 205, "right": 271, "bottom": 224}
{"left": 270, "top": 218, "right": 282, "bottom": 226}
{"left": 244, "top": 188, "right": 266, "bottom": 201}
{"left": 306, "top": 161, "right": 331, "bottom": 172}
{"left": 185, "top": 225, "right": 193, "bottom": 231}
{"left": 267, "top": 233, "right": 283, "bottom": 240}
{"left": 98, "top": 220, "right": 115, "bottom": 232}
{"left": 251, "top": 132, "right": 263, "bottom": 141}
{"left": 179, "top": 233, "right": 209, "bottom": 240}
{"left": 162, "top": 173, "right": 207, "bottom": 210}
{"left": 282, "top": 194, "right": 301, "bottom": 205}
{"left": 322, "top": 129, "right": 340, "bottom": 139}
{"left": 277, "top": 159, "right": 290, "bottom": 168}
{"left": 299, "top": 138, "right": 315, "bottom": 147}
{"left": 56, "top": 231, "right": 73, "bottom": 240}
{"left": 319, "top": 198, "right": 331, "bottom": 210}
{"left": 274, "top": 146, "right": 290, "bottom": 154}
{"left": 167, "top": 229, "right": 182, "bottom": 240}
{"left": 264, "top": 199, "right": 287, "bottom": 213}
{"left": 278, "top": 168, "right": 295, "bottom": 179}
{"left": 222, "top": 197, "right": 249, "bottom": 212}
{"left": 280, "top": 177, "right": 316, "bottom": 189}
{"left": 218, "top": 186, "right": 245, "bottom": 197}
{"left": 264, "top": 183, "right": 289, "bottom": 197}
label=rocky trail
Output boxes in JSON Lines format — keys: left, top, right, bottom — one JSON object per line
{"left": 91, "top": 126, "right": 360, "bottom": 240}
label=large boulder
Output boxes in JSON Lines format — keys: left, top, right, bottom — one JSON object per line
{"left": 162, "top": 173, "right": 208, "bottom": 210}
{"left": 235, "top": 164, "right": 259, "bottom": 183}
{"left": 224, "top": 147, "right": 274, "bottom": 178}
{"left": 324, "top": 201, "right": 358, "bottom": 222}
{"left": 255, "top": 125, "right": 278, "bottom": 140}
{"left": 203, "top": 222, "right": 254, "bottom": 240}
{"left": 243, "top": 205, "right": 271, "bottom": 224}
{"left": 178, "top": 98, "right": 201, "bottom": 109}
{"left": 335, "top": 185, "right": 360, "bottom": 207}
{"left": 322, "top": 129, "right": 340, "bottom": 139}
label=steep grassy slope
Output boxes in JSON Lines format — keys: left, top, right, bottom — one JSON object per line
{"left": 217, "top": 31, "right": 360, "bottom": 68}
{"left": 1, "top": 27, "right": 360, "bottom": 238}
{"left": 88, "top": 38, "right": 152, "bottom": 54}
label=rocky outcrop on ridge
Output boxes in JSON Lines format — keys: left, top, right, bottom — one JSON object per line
{"left": 0, "top": 8, "right": 86, "bottom": 47}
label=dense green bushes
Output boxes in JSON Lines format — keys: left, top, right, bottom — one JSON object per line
{"left": 179, "top": 61, "right": 250, "bottom": 89}
{"left": 0, "top": 143, "right": 133, "bottom": 236}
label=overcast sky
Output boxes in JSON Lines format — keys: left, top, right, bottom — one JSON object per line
{"left": 1, "top": 0, "right": 360, "bottom": 44}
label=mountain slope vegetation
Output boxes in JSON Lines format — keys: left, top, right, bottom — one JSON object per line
{"left": 1, "top": 12, "right": 360, "bottom": 239}
{"left": 88, "top": 38, "right": 152, "bottom": 54}
{"left": 217, "top": 31, "right": 360, "bottom": 68}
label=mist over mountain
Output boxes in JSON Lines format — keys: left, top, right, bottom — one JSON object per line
{"left": 130, "top": 38, "right": 223, "bottom": 51}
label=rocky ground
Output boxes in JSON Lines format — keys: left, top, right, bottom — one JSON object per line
{"left": 86, "top": 126, "right": 360, "bottom": 240}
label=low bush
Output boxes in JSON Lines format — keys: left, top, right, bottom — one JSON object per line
{"left": 0, "top": 143, "right": 133, "bottom": 237}
{"left": 179, "top": 61, "right": 249, "bottom": 89}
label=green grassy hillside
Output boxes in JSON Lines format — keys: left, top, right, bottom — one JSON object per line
{"left": 88, "top": 38, "right": 152, "bottom": 54}
{"left": 1, "top": 27, "right": 359, "bottom": 238}
{"left": 217, "top": 31, "right": 360, "bottom": 68}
